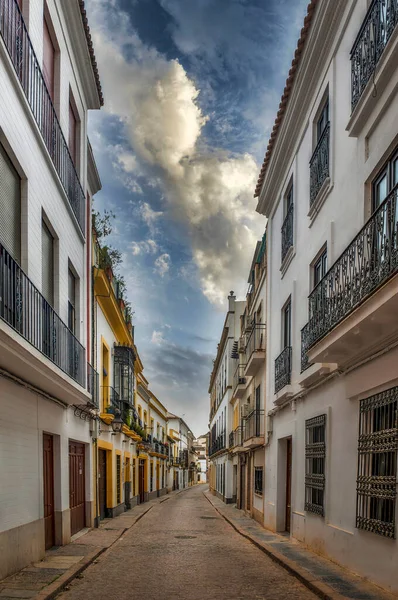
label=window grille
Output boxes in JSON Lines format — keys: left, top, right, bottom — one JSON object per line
{"left": 356, "top": 387, "right": 398, "bottom": 539}
{"left": 305, "top": 415, "right": 326, "bottom": 516}
{"left": 254, "top": 467, "right": 263, "bottom": 495}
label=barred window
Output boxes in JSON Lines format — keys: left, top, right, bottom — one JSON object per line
{"left": 254, "top": 467, "right": 263, "bottom": 495}
{"left": 356, "top": 387, "right": 398, "bottom": 539}
{"left": 305, "top": 415, "right": 326, "bottom": 516}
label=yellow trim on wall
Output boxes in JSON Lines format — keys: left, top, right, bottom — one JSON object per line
{"left": 94, "top": 268, "right": 133, "bottom": 346}
{"left": 98, "top": 440, "right": 113, "bottom": 451}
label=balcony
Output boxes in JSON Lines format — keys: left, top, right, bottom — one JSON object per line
{"left": 0, "top": 0, "right": 85, "bottom": 231}
{"left": 232, "top": 363, "right": 247, "bottom": 398}
{"left": 309, "top": 122, "right": 330, "bottom": 207}
{"left": 351, "top": 0, "right": 398, "bottom": 112}
{"left": 244, "top": 323, "right": 266, "bottom": 376}
{"left": 307, "top": 185, "right": 398, "bottom": 368}
{"left": 229, "top": 426, "right": 244, "bottom": 451}
{"left": 87, "top": 363, "right": 99, "bottom": 408}
{"left": 0, "top": 242, "right": 88, "bottom": 403}
{"left": 300, "top": 323, "right": 337, "bottom": 388}
{"left": 275, "top": 347, "right": 292, "bottom": 395}
{"left": 243, "top": 409, "right": 264, "bottom": 449}
{"left": 209, "top": 432, "right": 226, "bottom": 457}
{"left": 281, "top": 203, "right": 294, "bottom": 263}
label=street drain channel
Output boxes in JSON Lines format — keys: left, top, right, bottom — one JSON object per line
{"left": 174, "top": 535, "right": 197, "bottom": 539}
{"left": 200, "top": 517, "right": 218, "bottom": 520}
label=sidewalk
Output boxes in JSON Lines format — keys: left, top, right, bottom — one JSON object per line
{"left": 204, "top": 490, "right": 397, "bottom": 600}
{"left": 0, "top": 488, "right": 189, "bottom": 600}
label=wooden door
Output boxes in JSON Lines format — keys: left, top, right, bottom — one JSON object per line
{"left": 69, "top": 442, "right": 85, "bottom": 536}
{"left": 43, "top": 434, "right": 55, "bottom": 549}
{"left": 285, "top": 438, "right": 292, "bottom": 533}
{"left": 98, "top": 449, "right": 107, "bottom": 520}
{"left": 246, "top": 457, "right": 252, "bottom": 512}
{"left": 240, "top": 464, "right": 246, "bottom": 511}
{"left": 139, "top": 459, "right": 145, "bottom": 503}
{"left": 124, "top": 457, "right": 131, "bottom": 510}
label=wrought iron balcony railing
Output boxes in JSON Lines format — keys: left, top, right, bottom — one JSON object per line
{"left": 244, "top": 409, "right": 264, "bottom": 441}
{"left": 351, "top": 0, "right": 398, "bottom": 111}
{"left": 0, "top": 242, "right": 85, "bottom": 385}
{"left": 245, "top": 323, "right": 266, "bottom": 362}
{"left": 300, "top": 323, "right": 313, "bottom": 373}
{"left": 233, "top": 363, "right": 246, "bottom": 393}
{"left": 229, "top": 426, "right": 243, "bottom": 448}
{"left": 209, "top": 432, "right": 226, "bottom": 456}
{"left": 281, "top": 203, "right": 294, "bottom": 263}
{"left": 101, "top": 386, "right": 120, "bottom": 412}
{"left": 87, "top": 363, "right": 99, "bottom": 407}
{"left": 307, "top": 184, "right": 398, "bottom": 349}
{"left": 275, "top": 346, "right": 292, "bottom": 394}
{"left": 0, "top": 0, "right": 85, "bottom": 231}
{"left": 310, "top": 122, "right": 330, "bottom": 206}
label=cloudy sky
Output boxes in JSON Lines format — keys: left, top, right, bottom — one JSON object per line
{"left": 86, "top": 0, "right": 308, "bottom": 436}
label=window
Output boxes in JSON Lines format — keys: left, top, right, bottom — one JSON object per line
{"left": 305, "top": 415, "right": 326, "bottom": 516}
{"left": 68, "top": 268, "right": 76, "bottom": 334}
{"left": 116, "top": 454, "right": 121, "bottom": 504}
{"left": 69, "top": 98, "right": 77, "bottom": 166}
{"left": 317, "top": 98, "right": 329, "bottom": 141}
{"left": 150, "top": 462, "right": 153, "bottom": 492}
{"left": 255, "top": 385, "right": 261, "bottom": 437}
{"left": 254, "top": 467, "right": 263, "bottom": 495}
{"left": 282, "top": 182, "right": 294, "bottom": 263}
{"left": 356, "top": 387, "right": 397, "bottom": 538}
{"left": 41, "top": 220, "right": 54, "bottom": 306}
{"left": 0, "top": 143, "right": 21, "bottom": 262}
{"left": 313, "top": 248, "right": 327, "bottom": 288}
{"left": 43, "top": 17, "right": 55, "bottom": 100}
{"left": 283, "top": 299, "right": 291, "bottom": 348}
{"left": 373, "top": 149, "right": 398, "bottom": 211}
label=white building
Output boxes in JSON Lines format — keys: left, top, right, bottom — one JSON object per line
{"left": 0, "top": 0, "right": 102, "bottom": 578}
{"left": 193, "top": 435, "right": 208, "bottom": 483}
{"left": 230, "top": 234, "right": 267, "bottom": 524}
{"left": 167, "top": 414, "right": 194, "bottom": 490}
{"left": 208, "top": 293, "right": 244, "bottom": 503}
{"left": 255, "top": 0, "right": 398, "bottom": 593}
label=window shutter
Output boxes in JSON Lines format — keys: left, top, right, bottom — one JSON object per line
{"left": 69, "top": 102, "right": 77, "bottom": 165}
{"left": 0, "top": 143, "right": 21, "bottom": 262}
{"left": 43, "top": 19, "right": 55, "bottom": 99}
{"left": 41, "top": 221, "right": 54, "bottom": 306}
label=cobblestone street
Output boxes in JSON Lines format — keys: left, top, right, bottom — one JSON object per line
{"left": 59, "top": 486, "right": 316, "bottom": 600}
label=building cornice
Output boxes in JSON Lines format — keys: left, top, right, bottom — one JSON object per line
{"left": 87, "top": 139, "right": 101, "bottom": 195}
{"left": 256, "top": 0, "right": 351, "bottom": 215}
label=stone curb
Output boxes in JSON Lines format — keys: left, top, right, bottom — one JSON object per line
{"left": 203, "top": 491, "right": 347, "bottom": 600}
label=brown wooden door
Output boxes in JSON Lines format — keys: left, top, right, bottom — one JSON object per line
{"left": 240, "top": 464, "right": 246, "bottom": 511}
{"left": 98, "top": 449, "right": 107, "bottom": 520}
{"left": 285, "top": 438, "right": 292, "bottom": 533}
{"left": 43, "top": 434, "right": 55, "bottom": 549}
{"left": 246, "top": 458, "right": 252, "bottom": 512}
{"left": 69, "top": 442, "right": 85, "bottom": 536}
{"left": 139, "top": 459, "right": 145, "bottom": 503}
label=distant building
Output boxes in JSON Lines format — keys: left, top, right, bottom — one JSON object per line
{"left": 193, "top": 434, "right": 208, "bottom": 483}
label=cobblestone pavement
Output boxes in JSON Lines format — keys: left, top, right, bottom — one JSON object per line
{"left": 59, "top": 485, "right": 316, "bottom": 600}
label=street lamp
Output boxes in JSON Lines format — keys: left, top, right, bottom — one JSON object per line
{"left": 111, "top": 408, "right": 123, "bottom": 434}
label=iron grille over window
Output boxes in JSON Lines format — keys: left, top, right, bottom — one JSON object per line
{"left": 114, "top": 345, "right": 135, "bottom": 405}
{"left": 254, "top": 467, "right": 263, "bottom": 495}
{"left": 305, "top": 415, "right": 326, "bottom": 516}
{"left": 275, "top": 346, "right": 292, "bottom": 393}
{"left": 310, "top": 122, "right": 330, "bottom": 206}
{"left": 281, "top": 202, "right": 294, "bottom": 263}
{"left": 356, "top": 387, "right": 398, "bottom": 539}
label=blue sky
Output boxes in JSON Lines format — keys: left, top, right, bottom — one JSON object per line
{"left": 86, "top": 0, "right": 308, "bottom": 436}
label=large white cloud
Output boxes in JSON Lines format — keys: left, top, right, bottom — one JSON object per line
{"left": 87, "top": 0, "right": 265, "bottom": 306}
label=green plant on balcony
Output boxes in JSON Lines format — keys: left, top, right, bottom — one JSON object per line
{"left": 105, "top": 404, "right": 117, "bottom": 415}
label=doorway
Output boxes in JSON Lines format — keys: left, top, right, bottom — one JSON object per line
{"left": 246, "top": 456, "right": 252, "bottom": 512}
{"left": 285, "top": 437, "right": 292, "bottom": 533}
{"left": 69, "top": 441, "right": 86, "bottom": 536}
{"left": 98, "top": 449, "right": 107, "bottom": 520}
{"left": 239, "top": 463, "right": 246, "bottom": 511}
{"left": 139, "top": 459, "right": 145, "bottom": 503}
{"left": 43, "top": 433, "right": 55, "bottom": 549}
{"left": 125, "top": 457, "right": 131, "bottom": 510}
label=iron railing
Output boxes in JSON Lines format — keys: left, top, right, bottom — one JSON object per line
{"left": 101, "top": 386, "right": 120, "bottom": 412}
{"left": 310, "top": 122, "right": 330, "bottom": 206}
{"left": 351, "top": 0, "right": 398, "bottom": 111}
{"left": 0, "top": 242, "right": 85, "bottom": 385}
{"left": 229, "top": 426, "right": 243, "bottom": 448}
{"left": 0, "top": 0, "right": 85, "bottom": 231}
{"left": 281, "top": 203, "right": 294, "bottom": 263}
{"left": 87, "top": 363, "right": 99, "bottom": 407}
{"left": 244, "top": 409, "right": 264, "bottom": 441}
{"left": 245, "top": 323, "right": 266, "bottom": 363}
{"left": 209, "top": 432, "right": 226, "bottom": 456}
{"left": 275, "top": 346, "right": 292, "bottom": 393}
{"left": 233, "top": 363, "right": 246, "bottom": 394}
{"left": 300, "top": 323, "right": 313, "bottom": 373}
{"left": 307, "top": 185, "right": 398, "bottom": 349}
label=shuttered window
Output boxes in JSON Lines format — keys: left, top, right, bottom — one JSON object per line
{"left": 43, "top": 18, "right": 55, "bottom": 100}
{"left": 41, "top": 221, "right": 54, "bottom": 306}
{"left": 0, "top": 143, "right": 21, "bottom": 262}
{"left": 69, "top": 101, "right": 77, "bottom": 166}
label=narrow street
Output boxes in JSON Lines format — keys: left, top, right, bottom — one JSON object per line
{"left": 60, "top": 486, "right": 316, "bottom": 600}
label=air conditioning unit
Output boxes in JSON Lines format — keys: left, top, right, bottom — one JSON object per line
{"left": 238, "top": 337, "right": 245, "bottom": 353}
{"left": 238, "top": 377, "right": 246, "bottom": 385}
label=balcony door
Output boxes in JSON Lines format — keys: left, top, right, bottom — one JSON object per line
{"left": 372, "top": 150, "right": 398, "bottom": 269}
{"left": 283, "top": 300, "right": 291, "bottom": 349}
